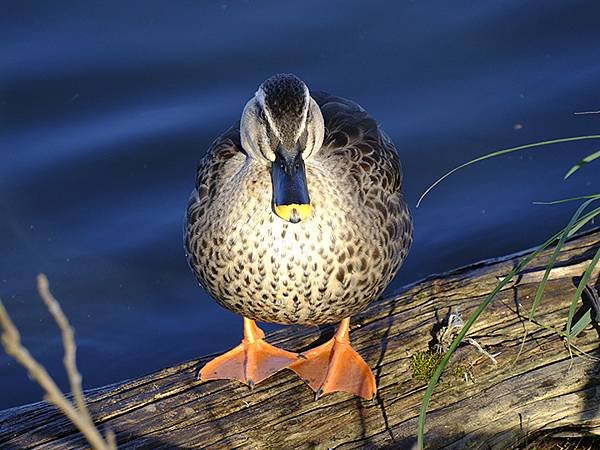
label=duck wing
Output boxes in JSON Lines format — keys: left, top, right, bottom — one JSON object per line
{"left": 311, "top": 90, "right": 404, "bottom": 195}
{"left": 185, "top": 125, "right": 244, "bottom": 269}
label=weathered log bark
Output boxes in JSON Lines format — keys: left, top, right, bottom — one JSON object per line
{"left": 1, "top": 229, "right": 599, "bottom": 450}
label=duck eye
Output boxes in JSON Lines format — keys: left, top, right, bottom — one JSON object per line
{"left": 258, "top": 107, "right": 266, "bottom": 122}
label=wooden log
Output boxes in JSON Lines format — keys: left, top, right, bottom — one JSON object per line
{"left": 1, "top": 229, "right": 599, "bottom": 450}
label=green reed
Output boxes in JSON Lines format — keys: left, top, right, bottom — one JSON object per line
{"left": 416, "top": 136, "right": 600, "bottom": 449}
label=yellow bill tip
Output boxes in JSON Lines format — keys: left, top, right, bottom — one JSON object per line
{"left": 274, "top": 204, "right": 312, "bottom": 223}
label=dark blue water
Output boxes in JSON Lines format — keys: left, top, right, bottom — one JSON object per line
{"left": 1, "top": 1, "right": 599, "bottom": 410}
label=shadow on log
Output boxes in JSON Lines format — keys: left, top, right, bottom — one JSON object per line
{"left": 1, "top": 229, "right": 599, "bottom": 449}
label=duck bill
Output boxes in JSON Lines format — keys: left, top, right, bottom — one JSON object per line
{"left": 271, "top": 146, "right": 312, "bottom": 223}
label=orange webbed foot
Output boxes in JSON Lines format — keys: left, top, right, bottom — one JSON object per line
{"left": 289, "top": 318, "right": 376, "bottom": 400}
{"left": 199, "top": 318, "right": 299, "bottom": 388}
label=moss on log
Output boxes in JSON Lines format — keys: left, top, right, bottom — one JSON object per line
{"left": 1, "top": 229, "right": 599, "bottom": 449}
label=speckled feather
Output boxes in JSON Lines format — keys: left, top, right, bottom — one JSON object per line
{"left": 185, "top": 91, "right": 412, "bottom": 325}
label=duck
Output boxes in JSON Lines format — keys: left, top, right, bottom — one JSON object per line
{"left": 184, "top": 73, "right": 412, "bottom": 400}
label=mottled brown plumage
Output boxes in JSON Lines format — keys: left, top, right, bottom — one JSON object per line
{"left": 185, "top": 86, "right": 413, "bottom": 326}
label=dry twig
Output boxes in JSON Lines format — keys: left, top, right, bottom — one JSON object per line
{"left": 434, "top": 308, "right": 499, "bottom": 364}
{"left": 0, "top": 274, "right": 116, "bottom": 450}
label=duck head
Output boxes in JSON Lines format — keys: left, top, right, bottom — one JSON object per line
{"left": 240, "top": 74, "right": 325, "bottom": 223}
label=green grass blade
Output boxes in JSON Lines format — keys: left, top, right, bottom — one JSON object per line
{"left": 416, "top": 135, "right": 600, "bottom": 207}
{"left": 564, "top": 150, "right": 600, "bottom": 179}
{"left": 528, "top": 199, "right": 596, "bottom": 321}
{"left": 416, "top": 206, "right": 600, "bottom": 449}
{"left": 566, "top": 247, "right": 600, "bottom": 338}
{"left": 416, "top": 231, "right": 560, "bottom": 449}
{"left": 533, "top": 193, "right": 600, "bottom": 205}
{"left": 569, "top": 309, "right": 592, "bottom": 339}
{"left": 566, "top": 207, "right": 600, "bottom": 237}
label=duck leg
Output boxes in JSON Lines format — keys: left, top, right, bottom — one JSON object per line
{"left": 199, "top": 317, "right": 299, "bottom": 389}
{"left": 289, "top": 317, "right": 376, "bottom": 400}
